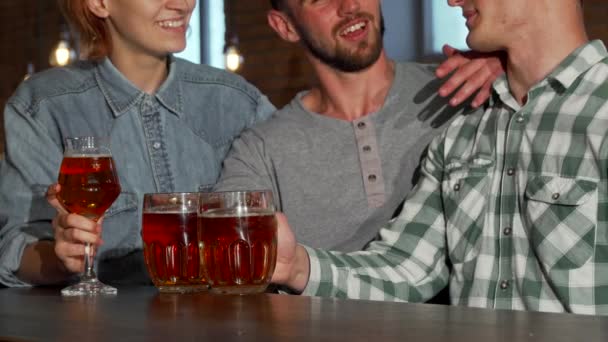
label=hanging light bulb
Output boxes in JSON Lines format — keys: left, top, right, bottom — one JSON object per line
{"left": 50, "top": 30, "right": 76, "bottom": 67}
{"left": 23, "top": 62, "right": 35, "bottom": 81}
{"left": 224, "top": 36, "right": 244, "bottom": 72}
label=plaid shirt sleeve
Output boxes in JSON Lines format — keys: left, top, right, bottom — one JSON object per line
{"left": 302, "top": 132, "right": 451, "bottom": 301}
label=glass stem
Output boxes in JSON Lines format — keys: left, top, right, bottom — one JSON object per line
{"left": 83, "top": 242, "right": 96, "bottom": 280}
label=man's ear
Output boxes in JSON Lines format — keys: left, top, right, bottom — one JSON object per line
{"left": 86, "top": 0, "right": 110, "bottom": 18}
{"left": 267, "top": 10, "right": 300, "bottom": 43}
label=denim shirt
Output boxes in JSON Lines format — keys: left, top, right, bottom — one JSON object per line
{"left": 0, "top": 57, "right": 275, "bottom": 286}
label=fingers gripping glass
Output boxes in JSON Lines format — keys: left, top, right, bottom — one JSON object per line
{"left": 56, "top": 136, "right": 121, "bottom": 296}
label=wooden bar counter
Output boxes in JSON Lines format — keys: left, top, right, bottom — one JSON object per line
{"left": 0, "top": 286, "right": 607, "bottom": 341}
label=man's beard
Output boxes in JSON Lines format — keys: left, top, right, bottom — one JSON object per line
{"left": 294, "top": 15, "right": 385, "bottom": 73}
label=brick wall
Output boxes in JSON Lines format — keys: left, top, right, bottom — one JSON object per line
{"left": 0, "top": 0, "right": 62, "bottom": 154}
{"left": 1, "top": 0, "right": 607, "bottom": 154}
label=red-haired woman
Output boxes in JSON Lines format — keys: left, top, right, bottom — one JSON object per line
{"left": 0, "top": 0, "right": 275, "bottom": 287}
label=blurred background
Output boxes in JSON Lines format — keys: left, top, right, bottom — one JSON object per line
{"left": 0, "top": 0, "right": 607, "bottom": 154}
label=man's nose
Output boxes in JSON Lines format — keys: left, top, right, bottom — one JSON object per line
{"left": 338, "top": 0, "right": 361, "bottom": 17}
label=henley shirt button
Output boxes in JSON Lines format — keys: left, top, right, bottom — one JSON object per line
{"left": 503, "top": 227, "right": 512, "bottom": 236}
{"left": 500, "top": 280, "right": 510, "bottom": 290}
{"left": 507, "top": 168, "right": 515, "bottom": 176}
{"left": 453, "top": 183, "right": 461, "bottom": 191}
{"left": 153, "top": 142, "right": 162, "bottom": 150}
{"left": 516, "top": 115, "right": 525, "bottom": 123}
{"left": 363, "top": 145, "right": 372, "bottom": 152}
{"left": 552, "top": 193, "right": 560, "bottom": 200}
{"left": 357, "top": 122, "right": 366, "bottom": 129}
{"left": 368, "top": 174, "right": 377, "bottom": 182}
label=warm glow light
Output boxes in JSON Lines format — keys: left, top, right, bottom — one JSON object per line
{"left": 225, "top": 45, "right": 243, "bottom": 72}
{"left": 50, "top": 40, "right": 76, "bottom": 67}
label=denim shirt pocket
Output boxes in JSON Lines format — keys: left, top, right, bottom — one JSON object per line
{"left": 105, "top": 192, "right": 138, "bottom": 218}
{"left": 442, "top": 156, "right": 494, "bottom": 265}
{"left": 524, "top": 176, "right": 597, "bottom": 270}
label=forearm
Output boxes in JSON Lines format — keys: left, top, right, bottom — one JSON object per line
{"left": 16, "top": 241, "right": 73, "bottom": 285}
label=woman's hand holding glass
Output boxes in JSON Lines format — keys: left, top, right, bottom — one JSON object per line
{"left": 46, "top": 184, "right": 104, "bottom": 275}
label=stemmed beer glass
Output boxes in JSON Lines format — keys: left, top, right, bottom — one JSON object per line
{"left": 56, "top": 136, "right": 121, "bottom": 296}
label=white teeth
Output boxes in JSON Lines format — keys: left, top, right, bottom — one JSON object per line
{"left": 341, "top": 22, "right": 366, "bottom": 35}
{"left": 158, "top": 20, "right": 184, "bottom": 28}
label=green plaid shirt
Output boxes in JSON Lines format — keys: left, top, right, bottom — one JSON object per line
{"left": 303, "top": 40, "right": 608, "bottom": 315}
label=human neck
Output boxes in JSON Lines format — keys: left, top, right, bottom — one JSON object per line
{"left": 301, "top": 52, "right": 395, "bottom": 121}
{"left": 109, "top": 50, "right": 169, "bottom": 95}
{"left": 504, "top": 13, "right": 588, "bottom": 105}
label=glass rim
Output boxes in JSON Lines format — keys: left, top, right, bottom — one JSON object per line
{"left": 197, "top": 189, "right": 273, "bottom": 195}
{"left": 63, "top": 136, "right": 111, "bottom": 145}
{"left": 143, "top": 191, "right": 200, "bottom": 197}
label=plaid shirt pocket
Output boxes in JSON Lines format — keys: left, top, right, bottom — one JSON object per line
{"left": 442, "top": 159, "right": 493, "bottom": 265}
{"left": 524, "top": 176, "right": 597, "bottom": 270}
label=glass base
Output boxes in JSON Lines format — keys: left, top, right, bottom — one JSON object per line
{"left": 210, "top": 284, "right": 268, "bottom": 295}
{"left": 61, "top": 278, "right": 117, "bottom": 296}
{"left": 156, "top": 285, "right": 209, "bottom": 294}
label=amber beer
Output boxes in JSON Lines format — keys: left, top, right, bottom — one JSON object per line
{"left": 199, "top": 208, "right": 277, "bottom": 294}
{"left": 142, "top": 211, "right": 207, "bottom": 292}
{"left": 57, "top": 155, "right": 121, "bottom": 219}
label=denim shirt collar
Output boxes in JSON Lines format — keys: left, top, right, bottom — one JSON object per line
{"left": 95, "top": 56, "right": 183, "bottom": 118}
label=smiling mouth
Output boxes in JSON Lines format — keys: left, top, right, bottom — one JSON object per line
{"left": 339, "top": 20, "right": 368, "bottom": 37}
{"left": 157, "top": 19, "right": 186, "bottom": 28}
{"left": 462, "top": 10, "right": 478, "bottom": 28}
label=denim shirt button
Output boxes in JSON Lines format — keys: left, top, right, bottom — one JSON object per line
{"left": 153, "top": 142, "right": 162, "bottom": 150}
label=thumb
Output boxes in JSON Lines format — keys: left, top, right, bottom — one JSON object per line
{"left": 46, "top": 183, "right": 69, "bottom": 215}
{"left": 442, "top": 44, "right": 460, "bottom": 57}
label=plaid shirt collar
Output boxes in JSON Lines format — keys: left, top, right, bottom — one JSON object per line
{"left": 491, "top": 40, "right": 608, "bottom": 111}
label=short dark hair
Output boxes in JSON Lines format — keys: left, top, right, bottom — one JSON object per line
{"left": 270, "top": 0, "right": 283, "bottom": 10}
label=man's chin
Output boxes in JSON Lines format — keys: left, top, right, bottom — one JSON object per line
{"left": 466, "top": 36, "right": 499, "bottom": 53}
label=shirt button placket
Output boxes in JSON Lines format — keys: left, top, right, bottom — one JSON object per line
{"left": 354, "top": 118, "right": 386, "bottom": 207}
{"left": 495, "top": 108, "right": 524, "bottom": 310}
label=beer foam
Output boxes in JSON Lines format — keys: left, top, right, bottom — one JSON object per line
{"left": 200, "top": 207, "right": 273, "bottom": 218}
{"left": 64, "top": 153, "right": 113, "bottom": 158}
{"left": 144, "top": 209, "right": 197, "bottom": 214}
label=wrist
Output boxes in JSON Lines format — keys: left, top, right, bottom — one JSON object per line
{"left": 18, "top": 241, "right": 74, "bottom": 285}
{"left": 287, "top": 245, "right": 310, "bottom": 293}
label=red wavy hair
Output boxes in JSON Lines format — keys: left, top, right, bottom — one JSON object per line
{"left": 57, "top": 0, "right": 111, "bottom": 60}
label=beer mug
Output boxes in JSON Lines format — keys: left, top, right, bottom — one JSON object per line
{"left": 142, "top": 192, "right": 207, "bottom": 293}
{"left": 198, "top": 190, "right": 278, "bottom": 295}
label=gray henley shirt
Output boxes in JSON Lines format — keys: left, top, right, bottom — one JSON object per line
{"left": 215, "top": 62, "right": 476, "bottom": 251}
